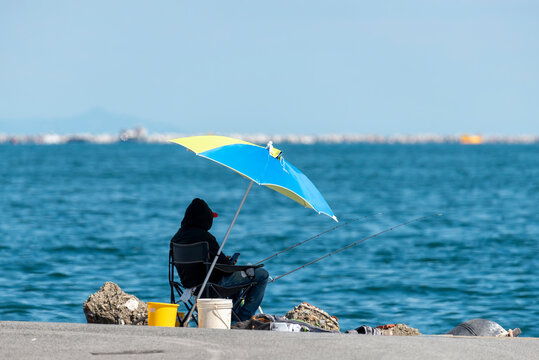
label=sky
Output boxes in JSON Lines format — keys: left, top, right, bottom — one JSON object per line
{"left": 1, "top": 1, "right": 538, "bottom": 135}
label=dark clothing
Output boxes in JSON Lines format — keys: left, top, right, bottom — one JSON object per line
{"left": 171, "top": 198, "right": 269, "bottom": 321}
{"left": 170, "top": 198, "right": 231, "bottom": 288}
{"left": 218, "top": 267, "right": 269, "bottom": 321}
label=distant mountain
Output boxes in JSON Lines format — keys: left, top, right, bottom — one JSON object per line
{"left": 0, "top": 108, "right": 183, "bottom": 134}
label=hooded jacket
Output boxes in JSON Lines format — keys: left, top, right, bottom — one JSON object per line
{"left": 170, "top": 198, "right": 231, "bottom": 288}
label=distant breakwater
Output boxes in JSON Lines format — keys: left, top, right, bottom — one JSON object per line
{"left": 1, "top": 127, "right": 538, "bottom": 145}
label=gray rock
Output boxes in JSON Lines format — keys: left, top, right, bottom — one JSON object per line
{"left": 83, "top": 282, "right": 147, "bottom": 325}
{"left": 446, "top": 319, "right": 521, "bottom": 337}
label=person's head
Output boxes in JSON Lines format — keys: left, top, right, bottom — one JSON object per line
{"left": 181, "top": 198, "right": 218, "bottom": 230}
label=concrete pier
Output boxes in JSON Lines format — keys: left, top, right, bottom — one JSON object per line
{"left": 1, "top": 321, "right": 537, "bottom": 359}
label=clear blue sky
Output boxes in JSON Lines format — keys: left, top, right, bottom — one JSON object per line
{"left": 1, "top": 1, "right": 538, "bottom": 135}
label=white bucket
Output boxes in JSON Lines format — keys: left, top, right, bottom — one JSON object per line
{"left": 197, "top": 298, "right": 233, "bottom": 329}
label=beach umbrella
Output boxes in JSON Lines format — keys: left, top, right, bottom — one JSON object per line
{"left": 170, "top": 135, "right": 337, "bottom": 322}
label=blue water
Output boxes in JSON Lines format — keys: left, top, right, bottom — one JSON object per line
{"left": 1, "top": 143, "right": 538, "bottom": 336}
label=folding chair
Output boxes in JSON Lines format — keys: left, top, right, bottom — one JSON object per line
{"left": 169, "top": 241, "right": 264, "bottom": 327}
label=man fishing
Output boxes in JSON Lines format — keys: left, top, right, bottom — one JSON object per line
{"left": 170, "top": 198, "right": 269, "bottom": 321}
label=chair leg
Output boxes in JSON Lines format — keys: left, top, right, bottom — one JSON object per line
{"left": 231, "top": 311, "right": 242, "bottom": 322}
{"left": 170, "top": 283, "right": 176, "bottom": 304}
{"left": 170, "top": 282, "right": 200, "bottom": 327}
{"left": 179, "top": 300, "right": 198, "bottom": 327}
{"left": 230, "top": 282, "right": 258, "bottom": 322}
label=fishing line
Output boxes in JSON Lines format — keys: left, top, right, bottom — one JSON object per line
{"left": 268, "top": 213, "right": 443, "bottom": 283}
{"left": 254, "top": 212, "right": 384, "bottom": 265}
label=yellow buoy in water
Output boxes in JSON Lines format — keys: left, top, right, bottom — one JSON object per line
{"left": 460, "top": 134, "right": 483, "bottom": 145}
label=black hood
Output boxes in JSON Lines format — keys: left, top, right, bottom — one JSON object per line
{"left": 181, "top": 198, "right": 214, "bottom": 230}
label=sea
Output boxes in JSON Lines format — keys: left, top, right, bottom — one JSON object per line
{"left": 1, "top": 143, "right": 538, "bottom": 336}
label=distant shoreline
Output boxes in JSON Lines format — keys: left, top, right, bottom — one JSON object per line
{"left": 1, "top": 128, "right": 537, "bottom": 145}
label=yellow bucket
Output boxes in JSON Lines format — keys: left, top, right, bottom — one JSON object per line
{"left": 147, "top": 302, "right": 179, "bottom": 327}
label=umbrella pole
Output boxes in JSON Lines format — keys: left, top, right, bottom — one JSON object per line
{"left": 183, "top": 180, "right": 254, "bottom": 326}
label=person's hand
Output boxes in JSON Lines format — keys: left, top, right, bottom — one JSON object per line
{"left": 227, "top": 253, "right": 240, "bottom": 265}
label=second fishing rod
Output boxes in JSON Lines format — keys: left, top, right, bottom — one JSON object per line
{"left": 254, "top": 212, "right": 384, "bottom": 265}
{"left": 262, "top": 213, "right": 443, "bottom": 283}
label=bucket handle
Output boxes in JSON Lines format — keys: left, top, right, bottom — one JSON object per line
{"left": 211, "top": 306, "right": 230, "bottom": 329}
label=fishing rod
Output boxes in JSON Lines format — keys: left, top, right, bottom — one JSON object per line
{"left": 254, "top": 212, "right": 384, "bottom": 265}
{"left": 268, "top": 213, "right": 443, "bottom": 283}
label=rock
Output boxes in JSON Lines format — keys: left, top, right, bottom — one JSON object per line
{"left": 83, "top": 282, "right": 147, "bottom": 325}
{"left": 285, "top": 302, "right": 339, "bottom": 331}
{"left": 379, "top": 323, "right": 421, "bottom": 336}
{"left": 446, "top": 319, "right": 521, "bottom": 337}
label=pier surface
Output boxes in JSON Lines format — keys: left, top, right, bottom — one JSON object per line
{"left": 1, "top": 321, "right": 537, "bottom": 359}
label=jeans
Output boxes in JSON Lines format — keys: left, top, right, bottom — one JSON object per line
{"left": 218, "top": 267, "right": 269, "bottom": 322}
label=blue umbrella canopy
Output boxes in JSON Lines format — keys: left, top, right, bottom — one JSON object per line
{"left": 170, "top": 135, "right": 338, "bottom": 324}
{"left": 170, "top": 135, "right": 337, "bottom": 221}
